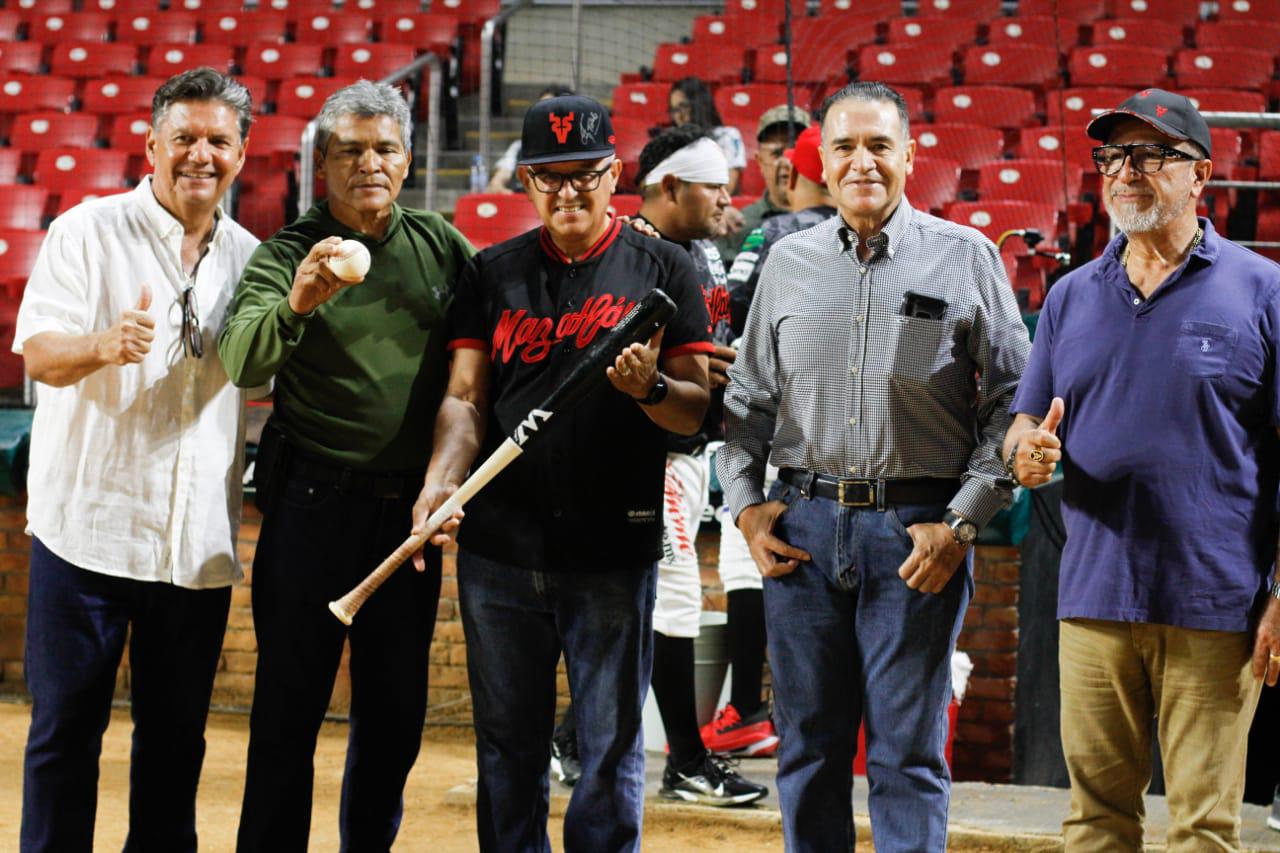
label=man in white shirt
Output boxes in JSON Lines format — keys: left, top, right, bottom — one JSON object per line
{"left": 12, "top": 68, "right": 259, "bottom": 853}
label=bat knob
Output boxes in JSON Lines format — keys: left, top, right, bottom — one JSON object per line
{"left": 328, "top": 600, "right": 354, "bottom": 626}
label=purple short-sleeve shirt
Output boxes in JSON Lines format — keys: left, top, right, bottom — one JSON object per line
{"left": 1012, "top": 219, "right": 1280, "bottom": 632}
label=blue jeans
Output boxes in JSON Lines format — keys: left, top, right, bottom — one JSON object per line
{"left": 765, "top": 482, "right": 972, "bottom": 853}
{"left": 22, "top": 537, "right": 230, "bottom": 853}
{"left": 237, "top": 472, "right": 440, "bottom": 853}
{"left": 457, "top": 549, "right": 656, "bottom": 853}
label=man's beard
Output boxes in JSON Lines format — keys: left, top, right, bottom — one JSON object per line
{"left": 1105, "top": 190, "right": 1183, "bottom": 235}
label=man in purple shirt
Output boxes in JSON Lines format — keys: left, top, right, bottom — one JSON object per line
{"left": 1006, "top": 89, "right": 1280, "bottom": 850}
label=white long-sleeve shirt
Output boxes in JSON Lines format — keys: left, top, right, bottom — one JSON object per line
{"left": 14, "top": 178, "right": 260, "bottom": 588}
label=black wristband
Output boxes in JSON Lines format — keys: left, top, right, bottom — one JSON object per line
{"left": 636, "top": 374, "right": 668, "bottom": 406}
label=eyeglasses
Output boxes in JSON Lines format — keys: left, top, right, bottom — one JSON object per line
{"left": 181, "top": 285, "right": 203, "bottom": 359}
{"left": 528, "top": 161, "right": 613, "bottom": 194}
{"left": 1091, "top": 143, "right": 1204, "bottom": 177}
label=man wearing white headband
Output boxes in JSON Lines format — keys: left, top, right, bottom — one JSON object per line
{"left": 634, "top": 127, "right": 771, "bottom": 807}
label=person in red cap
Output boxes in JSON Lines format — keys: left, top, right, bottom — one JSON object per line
{"left": 1005, "top": 87, "right": 1280, "bottom": 850}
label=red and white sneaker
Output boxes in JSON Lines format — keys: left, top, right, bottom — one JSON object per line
{"left": 700, "top": 704, "right": 779, "bottom": 757}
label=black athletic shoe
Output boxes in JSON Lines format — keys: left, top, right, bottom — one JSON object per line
{"left": 550, "top": 735, "right": 582, "bottom": 787}
{"left": 1269, "top": 786, "right": 1280, "bottom": 832}
{"left": 659, "top": 752, "right": 768, "bottom": 807}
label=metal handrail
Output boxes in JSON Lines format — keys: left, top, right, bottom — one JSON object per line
{"left": 298, "top": 51, "right": 444, "bottom": 215}
{"left": 479, "top": 0, "right": 533, "bottom": 174}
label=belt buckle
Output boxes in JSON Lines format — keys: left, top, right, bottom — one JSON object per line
{"left": 837, "top": 479, "right": 875, "bottom": 507}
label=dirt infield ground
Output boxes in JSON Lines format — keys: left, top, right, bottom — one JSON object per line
{"left": 0, "top": 701, "right": 1018, "bottom": 851}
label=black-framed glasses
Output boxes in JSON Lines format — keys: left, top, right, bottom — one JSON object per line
{"left": 1091, "top": 143, "right": 1204, "bottom": 177}
{"left": 528, "top": 161, "right": 614, "bottom": 194}
{"left": 181, "top": 285, "right": 203, "bottom": 359}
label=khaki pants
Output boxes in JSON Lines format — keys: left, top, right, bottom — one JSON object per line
{"left": 1058, "top": 618, "right": 1263, "bottom": 852}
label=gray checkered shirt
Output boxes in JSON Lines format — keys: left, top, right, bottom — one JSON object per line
{"left": 719, "top": 198, "right": 1031, "bottom": 528}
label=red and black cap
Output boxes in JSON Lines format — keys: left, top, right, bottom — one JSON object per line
{"left": 519, "top": 95, "right": 616, "bottom": 166}
{"left": 1086, "top": 88, "right": 1212, "bottom": 158}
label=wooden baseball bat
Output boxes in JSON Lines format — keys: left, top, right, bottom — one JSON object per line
{"left": 328, "top": 288, "right": 679, "bottom": 625}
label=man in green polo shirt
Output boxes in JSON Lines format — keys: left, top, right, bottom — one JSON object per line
{"left": 218, "top": 80, "right": 474, "bottom": 852}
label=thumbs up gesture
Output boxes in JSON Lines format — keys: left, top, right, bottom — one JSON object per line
{"left": 96, "top": 284, "right": 155, "bottom": 366}
{"left": 1013, "top": 397, "right": 1063, "bottom": 488}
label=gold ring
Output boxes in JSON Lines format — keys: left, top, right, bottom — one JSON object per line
{"left": 1029, "top": 448, "right": 1045, "bottom": 463}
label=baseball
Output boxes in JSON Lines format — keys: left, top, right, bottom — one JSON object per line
{"left": 327, "top": 239, "right": 371, "bottom": 282}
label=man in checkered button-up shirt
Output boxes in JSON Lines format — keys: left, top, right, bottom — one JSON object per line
{"left": 717, "top": 82, "right": 1030, "bottom": 853}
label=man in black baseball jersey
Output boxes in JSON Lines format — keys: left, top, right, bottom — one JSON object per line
{"left": 632, "top": 126, "right": 771, "bottom": 806}
{"left": 413, "top": 95, "right": 712, "bottom": 852}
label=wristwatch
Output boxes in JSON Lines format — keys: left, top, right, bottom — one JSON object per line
{"left": 943, "top": 510, "right": 978, "bottom": 546}
{"left": 636, "top": 373, "right": 669, "bottom": 406}
{"left": 1269, "top": 580, "right": 1280, "bottom": 600}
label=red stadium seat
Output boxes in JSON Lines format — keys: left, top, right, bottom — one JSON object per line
{"left": 378, "top": 14, "right": 459, "bottom": 55}
{"left": 691, "top": 14, "right": 731, "bottom": 48}
{"left": 977, "top": 158, "right": 1084, "bottom": 213}
{"left": 115, "top": 12, "right": 199, "bottom": 46}
{"left": 961, "top": 44, "right": 1062, "bottom": 89}
{"left": 35, "top": 149, "right": 131, "bottom": 192}
{"left": 607, "top": 194, "right": 642, "bottom": 219}
{"left": 719, "top": 11, "right": 784, "bottom": 48}
{"left": 452, "top": 193, "right": 543, "bottom": 250}
{"left": 790, "top": 15, "right": 878, "bottom": 51}
{"left": 1017, "top": 0, "right": 1104, "bottom": 21}
{"left": 0, "top": 150, "right": 21, "bottom": 184}
{"left": 855, "top": 43, "right": 953, "bottom": 89}
{"left": 0, "top": 43, "right": 42, "bottom": 76}
{"left": 1018, "top": 126, "right": 1095, "bottom": 171}
{"left": 724, "top": 0, "right": 805, "bottom": 16}
{"left": 1217, "top": 0, "right": 1280, "bottom": 21}
{"left": 611, "top": 82, "right": 669, "bottom": 126}
{"left": 56, "top": 187, "right": 131, "bottom": 216}
{"left": 241, "top": 43, "right": 326, "bottom": 81}
{"left": 333, "top": 43, "right": 417, "bottom": 80}
{"left": 1068, "top": 46, "right": 1168, "bottom": 88}
{"left": 84, "top": 0, "right": 164, "bottom": 12}
{"left": 0, "top": 229, "right": 46, "bottom": 296}
{"left": 50, "top": 43, "right": 138, "bottom": 79}
{"left": 912, "top": 123, "right": 1004, "bottom": 171}
{"left": 819, "top": 0, "right": 901, "bottom": 15}
{"left": 716, "top": 85, "right": 812, "bottom": 131}
{"left": 1091, "top": 18, "right": 1184, "bottom": 52}
{"left": 1178, "top": 87, "right": 1268, "bottom": 114}
{"left": 245, "top": 115, "right": 307, "bottom": 157}
{"left": 235, "top": 194, "right": 290, "bottom": 241}
{"left": 652, "top": 42, "right": 741, "bottom": 85}
{"left": 10, "top": 0, "right": 72, "bottom": 15}
{"left": 200, "top": 12, "right": 288, "bottom": 46}
{"left": 82, "top": 76, "right": 164, "bottom": 115}
{"left": 275, "top": 77, "right": 357, "bottom": 119}
{"left": 341, "top": 0, "right": 421, "bottom": 14}
{"left": 1105, "top": 0, "right": 1202, "bottom": 28}
{"left": 29, "top": 13, "right": 112, "bottom": 44}
{"left": 144, "top": 43, "right": 235, "bottom": 76}
{"left": 294, "top": 12, "right": 371, "bottom": 45}
{"left": 1194, "top": 21, "right": 1280, "bottom": 57}
{"left": 1175, "top": 48, "right": 1273, "bottom": 90}
{"left": 907, "top": 156, "right": 961, "bottom": 214}
{"left": 107, "top": 112, "right": 151, "bottom": 151}
{"left": 11, "top": 112, "right": 99, "bottom": 152}
{"left": 611, "top": 116, "right": 651, "bottom": 192}
{"left": 168, "top": 0, "right": 243, "bottom": 11}
{"left": 435, "top": 0, "right": 500, "bottom": 21}
{"left": 0, "top": 186, "right": 49, "bottom": 230}
{"left": 987, "top": 16, "right": 1081, "bottom": 47}
{"left": 1258, "top": 131, "right": 1280, "bottom": 180}
{"left": 1044, "top": 86, "right": 1131, "bottom": 126}
{"left": 916, "top": 0, "right": 998, "bottom": 17}
{"left": 255, "top": 0, "right": 336, "bottom": 14}
{"left": 235, "top": 75, "right": 268, "bottom": 114}
{"left": 944, "top": 199, "right": 1060, "bottom": 307}
{"left": 752, "top": 39, "right": 845, "bottom": 86}
{"left": 932, "top": 86, "right": 1037, "bottom": 130}
{"left": 0, "top": 76, "right": 76, "bottom": 116}
{"left": 897, "top": 87, "right": 927, "bottom": 123}
{"left": 887, "top": 16, "right": 978, "bottom": 54}
{"left": 0, "top": 11, "right": 22, "bottom": 41}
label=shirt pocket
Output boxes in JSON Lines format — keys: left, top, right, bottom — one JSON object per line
{"left": 1173, "top": 321, "right": 1237, "bottom": 379}
{"left": 887, "top": 315, "right": 956, "bottom": 385}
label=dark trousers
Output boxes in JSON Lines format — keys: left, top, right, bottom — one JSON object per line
{"left": 21, "top": 537, "right": 230, "bottom": 853}
{"left": 236, "top": 470, "right": 441, "bottom": 853}
{"left": 458, "top": 549, "right": 655, "bottom": 853}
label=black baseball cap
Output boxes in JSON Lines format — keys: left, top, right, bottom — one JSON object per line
{"left": 1086, "top": 88, "right": 1212, "bottom": 158}
{"left": 519, "top": 95, "right": 616, "bottom": 166}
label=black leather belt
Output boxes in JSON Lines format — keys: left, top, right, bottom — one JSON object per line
{"left": 779, "top": 468, "right": 959, "bottom": 509}
{"left": 288, "top": 453, "right": 422, "bottom": 500}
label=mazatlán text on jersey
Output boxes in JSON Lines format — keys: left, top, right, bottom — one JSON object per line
{"left": 491, "top": 294, "right": 637, "bottom": 364}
